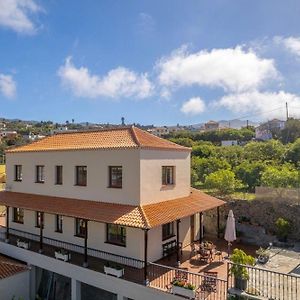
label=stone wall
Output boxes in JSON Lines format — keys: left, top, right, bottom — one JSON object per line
{"left": 256, "top": 186, "right": 300, "bottom": 205}
{"left": 203, "top": 198, "right": 300, "bottom": 245}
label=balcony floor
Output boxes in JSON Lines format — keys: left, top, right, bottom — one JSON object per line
{"left": 156, "top": 237, "right": 258, "bottom": 280}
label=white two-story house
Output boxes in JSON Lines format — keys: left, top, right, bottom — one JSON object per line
{"left": 0, "top": 126, "right": 224, "bottom": 300}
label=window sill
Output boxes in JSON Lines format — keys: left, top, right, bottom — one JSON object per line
{"left": 74, "top": 184, "right": 87, "bottom": 187}
{"left": 55, "top": 230, "right": 63, "bottom": 234}
{"left": 55, "top": 183, "right": 63, "bottom": 186}
{"left": 105, "top": 241, "right": 126, "bottom": 248}
{"left": 162, "top": 234, "right": 176, "bottom": 241}
{"left": 107, "top": 186, "right": 122, "bottom": 189}
{"left": 74, "top": 234, "right": 85, "bottom": 238}
{"left": 14, "top": 179, "right": 22, "bottom": 182}
{"left": 12, "top": 220, "right": 24, "bottom": 224}
{"left": 35, "top": 181, "right": 45, "bottom": 184}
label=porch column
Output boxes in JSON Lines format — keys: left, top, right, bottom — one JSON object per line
{"left": 217, "top": 207, "right": 220, "bottom": 238}
{"left": 39, "top": 212, "right": 44, "bottom": 253}
{"left": 5, "top": 206, "right": 9, "bottom": 243}
{"left": 176, "top": 219, "right": 181, "bottom": 266}
{"left": 144, "top": 229, "right": 149, "bottom": 286}
{"left": 83, "top": 219, "right": 88, "bottom": 268}
{"left": 199, "top": 212, "right": 203, "bottom": 243}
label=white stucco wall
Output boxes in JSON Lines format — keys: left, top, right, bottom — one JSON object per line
{"left": 9, "top": 209, "right": 145, "bottom": 262}
{"left": 9, "top": 208, "right": 198, "bottom": 263}
{"left": 6, "top": 148, "right": 190, "bottom": 206}
{"left": 139, "top": 150, "right": 190, "bottom": 205}
{"left": 6, "top": 149, "right": 141, "bottom": 205}
{"left": 0, "top": 270, "right": 30, "bottom": 300}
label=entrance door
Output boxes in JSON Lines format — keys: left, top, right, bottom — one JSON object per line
{"left": 190, "top": 215, "right": 195, "bottom": 243}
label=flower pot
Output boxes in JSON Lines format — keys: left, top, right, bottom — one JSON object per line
{"left": 17, "top": 239, "right": 29, "bottom": 250}
{"left": 234, "top": 277, "right": 248, "bottom": 291}
{"left": 104, "top": 266, "right": 124, "bottom": 278}
{"left": 55, "top": 251, "right": 71, "bottom": 262}
{"left": 172, "top": 285, "right": 196, "bottom": 299}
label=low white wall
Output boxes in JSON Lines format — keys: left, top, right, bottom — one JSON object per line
{"left": 0, "top": 241, "right": 182, "bottom": 300}
{"left": 0, "top": 269, "right": 30, "bottom": 300}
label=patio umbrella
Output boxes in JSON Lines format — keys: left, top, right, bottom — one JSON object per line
{"left": 224, "top": 210, "right": 236, "bottom": 258}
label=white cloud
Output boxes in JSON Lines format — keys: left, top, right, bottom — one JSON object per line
{"left": 0, "top": 0, "right": 42, "bottom": 34}
{"left": 157, "top": 45, "right": 278, "bottom": 93}
{"left": 274, "top": 36, "right": 300, "bottom": 57}
{"left": 58, "top": 57, "right": 153, "bottom": 99}
{"left": 0, "top": 74, "right": 16, "bottom": 98}
{"left": 216, "top": 90, "right": 300, "bottom": 119}
{"left": 181, "top": 97, "right": 206, "bottom": 116}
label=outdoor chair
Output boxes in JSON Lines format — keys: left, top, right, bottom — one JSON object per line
{"left": 199, "top": 248, "right": 211, "bottom": 263}
{"left": 198, "top": 271, "right": 218, "bottom": 293}
{"left": 190, "top": 243, "right": 199, "bottom": 258}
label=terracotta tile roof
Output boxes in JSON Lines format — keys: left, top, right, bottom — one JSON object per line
{"left": 0, "top": 255, "right": 29, "bottom": 279}
{"left": 0, "top": 192, "right": 147, "bottom": 229}
{"left": 142, "top": 189, "right": 225, "bottom": 228}
{"left": 6, "top": 126, "right": 190, "bottom": 153}
{"left": 0, "top": 189, "right": 224, "bottom": 229}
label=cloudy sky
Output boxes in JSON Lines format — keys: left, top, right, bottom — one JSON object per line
{"left": 1, "top": 0, "right": 300, "bottom": 125}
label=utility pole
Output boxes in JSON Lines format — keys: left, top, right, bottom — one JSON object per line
{"left": 286, "top": 102, "right": 289, "bottom": 121}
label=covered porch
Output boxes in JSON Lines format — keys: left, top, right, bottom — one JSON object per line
{"left": 0, "top": 188, "right": 228, "bottom": 292}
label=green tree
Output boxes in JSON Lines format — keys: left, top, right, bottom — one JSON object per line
{"left": 243, "top": 140, "right": 285, "bottom": 162}
{"left": 285, "top": 138, "right": 300, "bottom": 166}
{"left": 235, "top": 161, "right": 266, "bottom": 191}
{"left": 191, "top": 141, "right": 216, "bottom": 158}
{"left": 261, "top": 165, "right": 299, "bottom": 188}
{"left": 204, "top": 169, "right": 243, "bottom": 196}
{"left": 280, "top": 118, "right": 300, "bottom": 144}
{"left": 169, "top": 137, "right": 194, "bottom": 147}
{"left": 192, "top": 157, "right": 231, "bottom": 183}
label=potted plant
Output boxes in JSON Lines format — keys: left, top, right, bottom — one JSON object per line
{"left": 256, "top": 247, "right": 270, "bottom": 264}
{"left": 230, "top": 249, "right": 255, "bottom": 291}
{"left": 104, "top": 262, "right": 124, "bottom": 278}
{"left": 275, "top": 217, "right": 291, "bottom": 243}
{"left": 54, "top": 248, "right": 71, "bottom": 262}
{"left": 17, "top": 239, "right": 30, "bottom": 250}
{"left": 171, "top": 280, "right": 196, "bottom": 299}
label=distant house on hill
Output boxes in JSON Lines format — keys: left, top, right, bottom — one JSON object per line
{"left": 255, "top": 119, "right": 285, "bottom": 141}
{"left": 204, "top": 120, "right": 219, "bottom": 131}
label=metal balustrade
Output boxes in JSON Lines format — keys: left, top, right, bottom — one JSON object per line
{"left": 0, "top": 226, "right": 144, "bottom": 269}
{"left": 228, "top": 262, "right": 300, "bottom": 300}
{"left": 148, "top": 262, "right": 228, "bottom": 300}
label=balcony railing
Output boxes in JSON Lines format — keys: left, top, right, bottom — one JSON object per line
{"left": 148, "top": 262, "right": 228, "bottom": 300}
{"left": 228, "top": 262, "right": 300, "bottom": 300}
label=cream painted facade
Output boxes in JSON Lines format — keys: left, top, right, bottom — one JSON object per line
{"left": 8, "top": 208, "right": 200, "bottom": 263}
{"left": 3, "top": 146, "right": 198, "bottom": 299}
{"left": 6, "top": 146, "right": 192, "bottom": 263}
{"left": 6, "top": 148, "right": 190, "bottom": 205}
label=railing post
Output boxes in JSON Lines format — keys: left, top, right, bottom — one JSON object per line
{"left": 5, "top": 206, "right": 9, "bottom": 243}
{"left": 83, "top": 219, "right": 88, "bottom": 268}
{"left": 144, "top": 228, "right": 149, "bottom": 286}
{"left": 217, "top": 207, "right": 220, "bottom": 238}
{"left": 199, "top": 212, "right": 203, "bottom": 243}
{"left": 176, "top": 219, "right": 181, "bottom": 266}
{"left": 39, "top": 212, "right": 44, "bottom": 253}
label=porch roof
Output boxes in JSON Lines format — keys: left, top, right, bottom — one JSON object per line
{"left": 0, "top": 255, "right": 29, "bottom": 279}
{"left": 0, "top": 189, "right": 225, "bottom": 229}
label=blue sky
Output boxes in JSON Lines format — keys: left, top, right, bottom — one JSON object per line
{"left": 1, "top": 0, "right": 300, "bottom": 125}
